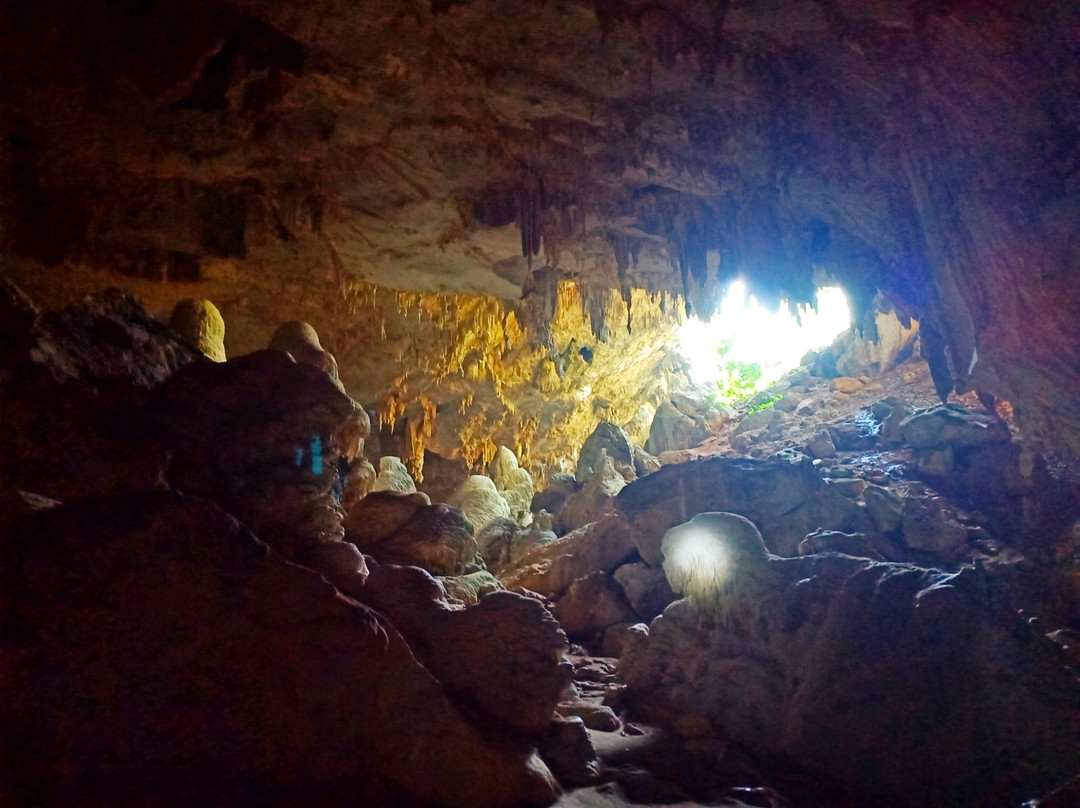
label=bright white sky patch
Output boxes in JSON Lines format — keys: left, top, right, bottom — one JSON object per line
{"left": 677, "top": 281, "right": 851, "bottom": 390}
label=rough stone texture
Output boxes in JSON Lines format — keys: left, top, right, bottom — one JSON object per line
{"left": 150, "top": 349, "right": 365, "bottom": 559}
{"left": 632, "top": 445, "right": 662, "bottom": 478}
{"left": 478, "top": 517, "right": 556, "bottom": 575}
{"left": 805, "top": 429, "right": 837, "bottom": 459}
{"left": 616, "top": 453, "right": 871, "bottom": 561}
{"left": 269, "top": 320, "right": 343, "bottom": 389}
{"left": 7, "top": 287, "right": 200, "bottom": 388}
{"left": 358, "top": 565, "right": 571, "bottom": 737}
{"left": 1, "top": 493, "right": 558, "bottom": 808}
{"left": 831, "top": 377, "right": 864, "bottom": 394}
{"left": 900, "top": 497, "right": 971, "bottom": 558}
{"left": 341, "top": 458, "right": 377, "bottom": 510}
{"left": 645, "top": 401, "right": 706, "bottom": 456}
{"left": 344, "top": 491, "right": 477, "bottom": 575}
{"left": 621, "top": 548, "right": 1080, "bottom": 807}
{"left": 500, "top": 513, "right": 641, "bottom": 599}
{"left": 613, "top": 562, "right": 677, "bottom": 622}
{"left": 489, "top": 446, "right": 535, "bottom": 525}
{"left": 440, "top": 570, "right": 504, "bottom": 605}
{"left": 900, "top": 404, "right": 1011, "bottom": 450}
{"left": 577, "top": 421, "right": 636, "bottom": 483}
{"left": 532, "top": 472, "right": 581, "bottom": 518}
{"left": 554, "top": 571, "right": 639, "bottom": 640}
{"left": 168, "top": 298, "right": 226, "bottom": 362}
{"left": 556, "top": 451, "right": 627, "bottom": 535}
{"left": 538, "top": 716, "right": 600, "bottom": 788}
{"left": 450, "top": 474, "right": 513, "bottom": 533}
{"left": 371, "top": 456, "right": 417, "bottom": 494}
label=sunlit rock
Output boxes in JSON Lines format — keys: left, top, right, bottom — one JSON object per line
{"left": 168, "top": 298, "right": 226, "bottom": 362}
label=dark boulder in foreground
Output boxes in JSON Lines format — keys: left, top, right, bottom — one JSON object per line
{"left": 1, "top": 493, "right": 557, "bottom": 808}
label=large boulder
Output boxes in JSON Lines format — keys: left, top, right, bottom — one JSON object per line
{"left": 150, "top": 349, "right": 366, "bottom": 559}
{"left": 621, "top": 523, "right": 1080, "bottom": 807}
{"left": 344, "top": 491, "right": 478, "bottom": 575}
{"left": 616, "top": 452, "right": 871, "bottom": 560}
{"left": 613, "top": 561, "right": 677, "bottom": 622}
{"left": 577, "top": 421, "right": 636, "bottom": 483}
{"left": 644, "top": 400, "right": 708, "bottom": 455}
{"left": 499, "top": 513, "right": 641, "bottom": 599}
{"left": 556, "top": 451, "right": 627, "bottom": 535}
{"left": 357, "top": 564, "right": 571, "bottom": 737}
{"left": 554, "top": 571, "right": 638, "bottom": 640}
{"left": 1, "top": 493, "right": 558, "bottom": 808}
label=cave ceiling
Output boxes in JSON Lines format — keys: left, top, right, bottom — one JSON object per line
{"left": 3, "top": 0, "right": 1080, "bottom": 458}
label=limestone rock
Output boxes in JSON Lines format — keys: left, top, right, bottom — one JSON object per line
{"left": 632, "top": 445, "right": 662, "bottom": 477}
{"left": 554, "top": 571, "right": 638, "bottom": 639}
{"left": 499, "top": 513, "right": 641, "bottom": 598}
{"left": 341, "top": 458, "right": 376, "bottom": 509}
{"left": 555, "top": 451, "right": 627, "bottom": 535}
{"left": 554, "top": 701, "right": 621, "bottom": 732}
{"left": 532, "top": 472, "right": 580, "bottom": 518}
{"left": 645, "top": 400, "right": 707, "bottom": 455}
{"left": 151, "top": 349, "right": 364, "bottom": 559}
{"left": 489, "top": 446, "right": 535, "bottom": 525}
{"left": 478, "top": 517, "right": 556, "bottom": 575}
{"left": 900, "top": 404, "right": 1011, "bottom": 450}
{"left": 359, "top": 567, "right": 571, "bottom": 737}
{"left": 269, "top": 320, "right": 343, "bottom": 390}
{"left": 8, "top": 287, "right": 200, "bottom": 388}
{"left": 2, "top": 493, "right": 558, "bottom": 808}
{"left": 621, "top": 404, "right": 656, "bottom": 447}
{"left": 371, "top": 456, "right": 417, "bottom": 494}
{"left": 794, "top": 397, "right": 816, "bottom": 417}
{"left": 732, "top": 406, "right": 785, "bottom": 437}
{"left": 538, "top": 716, "right": 600, "bottom": 788}
{"left": 863, "top": 484, "right": 904, "bottom": 534}
{"left": 441, "top": 570, "right": 504, "bottom": 605}
{"left": 168, "top": 298, "right": 226, "bottom": 362}
{"left": 577, "top": 421, "right": 636, "bottom": 483}
{"left": 621, "top": 550, "right": 1080, "bottom": 806}
{"left": 660, "top": 513, "right": 771, "bottom": 612}
{"left": 616, "top": 453, "right": 869, "bottom": 561}
{"left": 613, "top": 562, "right": 677, "bottom": 622}
{"left": 449, "top": 474, "right": 512, "bottom": 533}
{"left": 345, "top": 493, "right": 477, "bottom": 575}
{"left": 901, "top": 497, "right": 971, "bottom": 558}
{"left": 806, "top": 429, "right": 837, "bottom": 459}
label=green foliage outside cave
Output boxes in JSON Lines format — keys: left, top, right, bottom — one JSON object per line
{"left": 709, "top": 337, "right": 766, "bottom": 406}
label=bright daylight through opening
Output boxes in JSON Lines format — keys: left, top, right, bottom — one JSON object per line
{"left": 677, "top": 281, "right": 851, "bottom": 402}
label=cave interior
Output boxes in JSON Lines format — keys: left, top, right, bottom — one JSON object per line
{"left": 3, "top": 1, "right": 1080, "bottom": 807}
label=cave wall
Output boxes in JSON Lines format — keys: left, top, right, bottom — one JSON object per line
{"left": 2, "top": 0, "right": 1079, "bottom": 457}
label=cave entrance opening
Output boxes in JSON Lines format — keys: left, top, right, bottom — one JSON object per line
{"left": 677, "top": 281, "right": 851, "bottom": 403}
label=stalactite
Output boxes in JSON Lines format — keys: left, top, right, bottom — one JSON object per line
{"left": 518, "top": 172, "right": 544, "bottom": 259}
